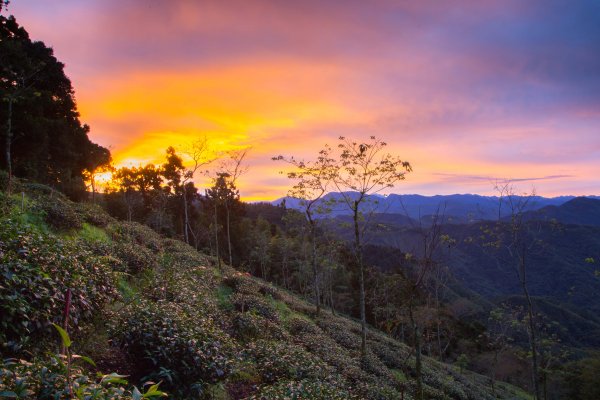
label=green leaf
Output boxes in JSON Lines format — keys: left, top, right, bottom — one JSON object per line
{"left": 142, "top": 382, "right": 167, "bottom": 398}
{"left": 75, "top": 354, "right": 97, "bottom": 367}
{"left": 51, "top": 323, "right": 71, "bottom": 348}
{"left": 0, "top": 391, "right": 18, "bottom": 398}
{"left": 101, "top": 372, "right": 129, "bottom": 385}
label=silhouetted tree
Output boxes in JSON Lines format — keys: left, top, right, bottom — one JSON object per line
{"left": 0, "top": 16, "right": 110, "bottom": 197}
{"left": 275, "top": 146, "right": 334, "bottom": 315}
{"left": 218, "top": 148, "right": 249, "bottom": 266}
{"left": 330, "top": 136, "right": 411, "bottom": 357}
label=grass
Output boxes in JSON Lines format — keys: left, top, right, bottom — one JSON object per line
{"left": 391, "top": 369, "right": 408, "bottom": 383}
{"left": 216, "top": 285, "right": 234, "bottom": 311}
{"left": 267, "top": 295, "right": 313, "bottom": 323}
{"left": 79, "top": 222, "right": 111, "bottom": 243}
{"left": 117, "top": 277, "right": 138, "bottom": 303}
{"left": 9, "top": 193, "right": 49, "bottom": 231}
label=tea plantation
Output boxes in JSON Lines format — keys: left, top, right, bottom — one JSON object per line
{"left": 0, "top": 185, "right": 529, "bottom": 399}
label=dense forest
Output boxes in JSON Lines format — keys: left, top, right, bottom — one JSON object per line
{"left": 2, "top": 12, "right": 600, "bottom": 400}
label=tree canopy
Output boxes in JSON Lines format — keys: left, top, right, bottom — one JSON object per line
{"left": 0, "top": 15, "right": 110, "bottom": 198}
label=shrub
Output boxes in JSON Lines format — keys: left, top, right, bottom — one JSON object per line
{"left": 113, "top": 300, "right": 236, "bottom": 398}
{"left": 231, "top": 293, "right": 279, "bottom": 322}
{"left": 317, "top": 318, "right": 361, "bottom": 350}
{"left": 250, "top": 379, "right": 356, "bottom": 400}
{"left": 223, "top": 273, "right": 261, "bottom": 294}
{"left": 245, "top": 340, "right": 335, "bottom": 384}
{"left": 287, "top": 317, "right": 320, "bottom": 336}
{"left": 258, "top": 283, "right": 281, "bottom": 299}
{"left": 108, "top": 222, "right": 163, "bottom": 252}
{"left": 0, "top": 218, "right": 118, "bottom": 354}
{"left": 40, "top": 196, "right": 83, "bottom": 230}
{"left": 75, "top": 202, "right": 114, "bottom": 227}
{"left": 0, "top": 357, "right": 132, "bottom": 399}
{"left": 232, "top": 314, "right": 287, "bottom": 341}
{"left": 113, "top": 242, "right": 157, "bottom": 273}
{"left": 0, "top": 326, "right": 167, "bottom": 400}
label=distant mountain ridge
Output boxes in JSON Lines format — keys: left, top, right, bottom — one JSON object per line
{"left": 521, "top": 196, "right": 600, "bottom": 227}
{"left": 273, "top": 192, "right": 599, "bottom": 222}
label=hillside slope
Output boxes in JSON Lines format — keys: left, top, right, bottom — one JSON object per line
{"left": 347, "top": 216, "right": 600, "bottom": 348}
{"left": 0, "top": 185, "right": 529, "bottom": 399}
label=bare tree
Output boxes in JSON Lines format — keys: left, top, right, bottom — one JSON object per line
{"left": 331, "top": 136, "right": 411, "bottom": 357}
{"left": 404, "top": 208, "right": 446, "bottom": 400}
{"left": 181, "top": 137, "right": 216, "bottom": 245}
{"left": 490, "top": 181, "right": 542, "bottom": 399}
{"left": 274, "top": 146, "right": 335, "bottom": 315}
{"left": 219, "top": 148, "right": 250, "bottom": 266}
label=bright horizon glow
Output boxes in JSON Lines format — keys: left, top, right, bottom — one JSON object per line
{"left": 6, "top": 1, "right": 600, "bottom": 201}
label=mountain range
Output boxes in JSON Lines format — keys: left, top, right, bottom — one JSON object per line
{"left": 273, "top": 193, "right": 600, "bottom": 223}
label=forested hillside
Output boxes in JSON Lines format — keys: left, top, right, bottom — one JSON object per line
{"left": 0, "top": 180, "right": 531, "bottom": 399}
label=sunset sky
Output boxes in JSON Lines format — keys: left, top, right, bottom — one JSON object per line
{"left": 7, "top": 0, "right": 600, "bottom": 200}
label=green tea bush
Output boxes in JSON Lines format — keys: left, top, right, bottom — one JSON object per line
{"left": 361, "top": 350, "right": 396, "bottom": 381}
{"left": 367, "top": 338, "right": 408, "bottom": 370}
{"left": 113, "top": 242, "right": 157, "bottom": 273}
{"left": 76, "top": 202, "right": 115, "bottom": 227}
{"left": 160, "top": 238, "right": 209, "bottom": 269}
{"left": 286, "top": 316, "right": 316, "bottom": 334}
{"left": 258, "top": 283, "right": 281, "bottom": 299}
{"left": 1, "top": 324, "right": 167, "bottom": 400}
{"left": 0, "top": 357, "right": 132, "bottom": 399}
{"left": 223, "top": 272, "right": 261, "bottom": 294}
{"left": 0, "top": 218, "right": 118, "bottom": 354}
{"left": 108, "top": 221, "right": 163, "bottom": 252}
{"left": 26, "top": 189, "right": 83, "bottom": 230}
{"left": 358, "top": 381, "right": 405, "bottom": 400}
{"left": 232, "top": 293, "right": 280, "bottom": 322}
{"left": 317, "top": 318, "right": 361, "bottom": 350}
{"left": 113, "top": 300, "right": 236, "bottom": 397}
{"left": 250, "top": 379, "right": 357, "bottom": 400}
{"left": 246, "top": 340, "right": 334, "bottom": 383}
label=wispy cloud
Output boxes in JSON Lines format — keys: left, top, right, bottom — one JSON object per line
{"left": 8, "top": 0, "right": 600, "bottom": 199}
{"left": 432, "top": 173, "right": 574, "bottom": 183}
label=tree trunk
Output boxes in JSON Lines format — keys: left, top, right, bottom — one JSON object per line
{"left": 353, "top": 201, "right": 367, "bottom": 357}
{"left": 214, "top": 201, "right": 221, "bottom": 270}
{"left": 409, "top": 301, "right": 424, "bottom": 400}
{"left": 226, "top": 202, "right": 233, "bottom": 266}
{"left": 522, "top": 270, "right": 541, "bottom": 400}
{"left": 182, "top": 186, "right": 190, "bottom": 244}
{"left": 91, "top": 175, "right": 96, "bottom": 204}
{"left": 437, "top": 320, "right": 443, "bottom": 361}
{"left": 6, "top": 97, "right": 13, "bottom": 194}
{"left": 308, "top": 217, "right": 321, "bottom": 316}
{"left": 329, "top": 265, "right": 336, "bottom": 316}
{"left": 491, "top": 350, "right": 499, "bottom": 393}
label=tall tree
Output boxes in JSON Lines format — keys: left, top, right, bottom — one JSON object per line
{"left": 218, "top": 148, "right": 249, "bottom": 266}
{"left": 161, "top": 146, "right": 201, "bottom": 243}
{"left": 487, "top": 182, "right": 542, "bottom": 399}
{"left": 180, "top": 138, "right": 215, "bottom": 244}
{"left": 0, "top": 16, "right": 110, "bottom": 197}
{"left": 205, "top": 171, "right": 241, "bottom": 266}
{"left": 275, "top": 146, "right": 335, "bottom": 315}
{"left": 82, "top": 147, "right": 112, "bottom": 203}
{"left": 330, "top": 136, "right": 411, "bottom": 357}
